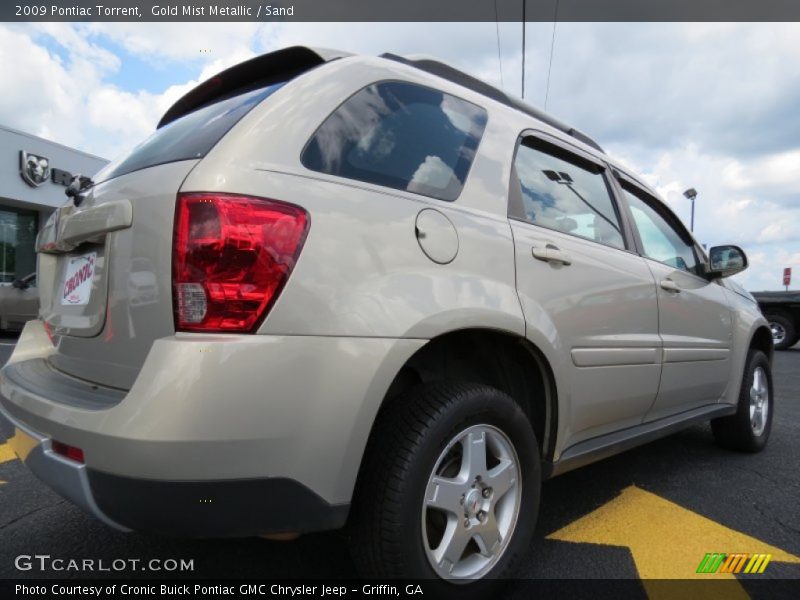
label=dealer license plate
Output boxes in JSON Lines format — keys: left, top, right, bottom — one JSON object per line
{"left": 61, "top": 251, "right": 97, "bottom": 306}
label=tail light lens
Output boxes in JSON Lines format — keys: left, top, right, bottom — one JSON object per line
{"left": 52, "top": 440, "right": 85, "bottom": 463}
{"left": 173, "top": 193, "right": 309, "bottom": 333}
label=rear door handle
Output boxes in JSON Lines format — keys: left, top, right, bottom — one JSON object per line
{"left": 532, "top": 245, "right": 572, "bottom": 266}
{"left": 660, "top": 279, "right": 681, "bottom": 293}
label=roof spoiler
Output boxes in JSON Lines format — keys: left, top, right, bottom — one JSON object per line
{"left": 157, "top": 46, "right": 350, "bottom": 129}
{"left": 381, "top": 53, "right": 604, "bottom": 154}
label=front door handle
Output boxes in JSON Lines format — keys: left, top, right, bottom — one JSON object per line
{"left": 532, "top": 245, "right": 572, "bottom": 266}
{"left": 660, "top": 279, "right": 681, "bottom": 293}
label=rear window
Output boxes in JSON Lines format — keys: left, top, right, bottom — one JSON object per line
{"left": 96, "top": 81, "right": 286, "bottom": 183}
{"left": 301, "top": 81, "right": 488, "bottom": 201}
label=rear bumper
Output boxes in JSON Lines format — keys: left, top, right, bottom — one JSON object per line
{"left": 89, "top": 471, "right": 349, "bottom": 537}
{"left": 0, "top": 402, "right": 347, "bottom": 536}
{"left": 0, "top": 403, "right": 128, "bottom": 532}
{"left": 0, "top": 320, "right": 425, "bottom": 535}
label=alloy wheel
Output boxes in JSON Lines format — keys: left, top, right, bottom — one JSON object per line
{"left": 749, "top": 366, "right": 769, "bottom": 436}
{"left": 770, "top": 322, "right": 786, "bottom": 345}
{"left": 421, "top": 424, "right": 522, "bottom": 581}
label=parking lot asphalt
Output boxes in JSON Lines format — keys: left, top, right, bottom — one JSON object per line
{"left": 0, "top": 337, "right": 798, "bottom": 592}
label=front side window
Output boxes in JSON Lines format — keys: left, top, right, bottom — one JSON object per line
{"left": 301, "top": 81, "right": 488, "bottom": 201}
{"left": 512, "top": 138, "right": 625, "bottom": 249}
{"left": 621, "top": 184, "right": 700, "bottom": 275}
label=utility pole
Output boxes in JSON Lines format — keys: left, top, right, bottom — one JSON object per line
{"left": 1, "top": 222, "right": 6, "bottom": 279}
{"left": 521, "top": 0, "right": 526, "bottom": 98}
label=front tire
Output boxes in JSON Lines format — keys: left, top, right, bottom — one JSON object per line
{"left": 350, "top": 382, "right": 540, "bottom": 595}
{"left": 711, "top": 350, "right": 773, "bottom": 452}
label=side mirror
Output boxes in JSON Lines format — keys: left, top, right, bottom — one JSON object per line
{"left": 12, "top": 279, "right": 29, "bottom": 290}
{"left": 707, "top": 245, "right": 748, "bottom": 278}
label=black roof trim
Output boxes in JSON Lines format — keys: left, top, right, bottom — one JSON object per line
{"left": 381, "top": 53, "right": 604, "bottom": 154}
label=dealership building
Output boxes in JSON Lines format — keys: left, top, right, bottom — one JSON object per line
{"left": 0, "top": 125, "right": 108, "bottom": 282}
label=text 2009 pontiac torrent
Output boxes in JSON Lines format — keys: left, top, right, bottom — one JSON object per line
{"left": 0, "top": 47, "right": 772, "bottom": 589}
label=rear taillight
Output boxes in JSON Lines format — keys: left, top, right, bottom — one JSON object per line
{"left": 172, "top": 193, "right": 309, "bottom": 333}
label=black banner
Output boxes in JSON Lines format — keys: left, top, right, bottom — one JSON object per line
{"left": 3, "top": 579, "right": 800, "bottom": 600}
{"left": 5, "top": 0, "right": 800, "bottom": 23}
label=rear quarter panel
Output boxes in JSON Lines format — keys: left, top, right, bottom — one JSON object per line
{"left": 180, "top": 57, "right": 526, "bottom": 340}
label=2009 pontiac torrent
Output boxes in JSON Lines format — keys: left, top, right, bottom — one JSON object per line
{"left": 0, "top": 47, "right": 773, "bottom": 589}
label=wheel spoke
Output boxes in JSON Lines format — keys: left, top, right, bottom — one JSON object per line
{"left": 425, "top": 476, "right": 465, "bottom": 514}
{"left": 486, "top": 458, "right": 517, "bottom": 500}
{"left": 461, "top": 430, "right": 488, "bottom": 479}
{"left": 434, "top": 518, "right": 471, "bottom": 571}
{"left": 749, "top": 367, "right": 769, "bottom": 436}
{"left": 473, "top": 513, "right": 502, "bottom": 557}
{"left": 752, "top": 406, "right": 762, "bottom": 432}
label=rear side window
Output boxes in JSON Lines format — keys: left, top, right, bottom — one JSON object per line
{"left": 301, "top": 81, "right": 488, "bottom": 201}
{"left": 96, "top": 81, "right": 286, "bottom": 183}
{"left": 512, "top": 138, "right": 625, "bottom": 250}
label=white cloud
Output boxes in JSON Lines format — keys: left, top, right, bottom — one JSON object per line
{"left": 0, "top": 22, "right": 253, "bottom": 159}
{"left": 0, "top": 28, "right": 86, "bottom": 145}
{"left": 87, "top": 88, "right": 155, "bottom": 136}
{"left": 603, "top": 137, "right": 800, "bottom": 291}
{"left": 544, "top": 23, "right": 800, "bottom": 159}
{"left": 84, "top": 22, "right": 264, "bottom": 64}
{"left": 409, "top": 155, "right": 456, "bottom": 193}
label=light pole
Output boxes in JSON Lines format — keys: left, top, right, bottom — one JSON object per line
{"left": 521, "top": 0, "right": 526, "bottom": 98}
{"left": 1, "top": 222, "right": 6, "bottom": 280}
{"left": 683, "top": 188, "right": 697, "bottom": 232}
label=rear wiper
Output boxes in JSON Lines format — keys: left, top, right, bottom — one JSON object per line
{"left": 65, "top": 174, "right": 95, "bottom": 206}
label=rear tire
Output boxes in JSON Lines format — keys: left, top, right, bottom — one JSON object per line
{"left": 767, "top": 314, "right": 796, "bottom": 350}
{"left": 350, "top": 381, "right": 540, "bottom": 596}
{"left": 711, "top": 350, "right": 773, "bottom": 452}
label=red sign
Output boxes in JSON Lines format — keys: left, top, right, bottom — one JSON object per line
{"left": 784, "top": 267, "right": 792, "bottom": 287}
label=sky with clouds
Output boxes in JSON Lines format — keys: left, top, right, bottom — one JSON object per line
{"left": 0, "top": 21, "right": 798, "bottom": 291}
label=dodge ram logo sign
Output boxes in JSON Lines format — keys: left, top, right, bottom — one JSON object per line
{"left": 19, "top": 150, "right": 51, "bottom": 187}
{"left": 18, "top": 150, "right": 77, "bottom": 189}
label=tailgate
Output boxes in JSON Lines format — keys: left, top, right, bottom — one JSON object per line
{"left": 34, "top": 47, "right": 336, "bottom": 391}
{"left": 38, "top": 161, "right": 198, "bottom": 390}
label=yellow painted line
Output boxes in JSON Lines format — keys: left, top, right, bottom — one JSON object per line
{"left": 1, "top": 441, "right": 18, "bottom": 488}
{"left": 6, "top": 429, "right": 37, "bottom": 461}
{"left": 548, "top": 485, "right": 800, "bottom": 600}
{"left": 0, "top": 442, "right": 17, "bottom": 465}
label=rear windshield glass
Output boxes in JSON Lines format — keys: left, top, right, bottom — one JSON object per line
{"left": 96, "top": 81, "right": 286, "bottom": 183}
{"left": 301, "top": 81, "right": 488, "bottom": 201}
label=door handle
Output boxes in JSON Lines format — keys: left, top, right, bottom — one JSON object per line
{"left": 532, "top": 245, "right": 572, "bottom": 266}
{"left": 660, "top": 279, "right": 681, "bottom": 293}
